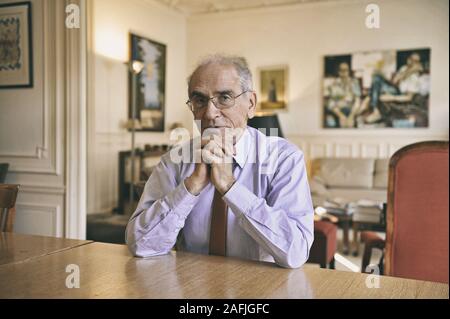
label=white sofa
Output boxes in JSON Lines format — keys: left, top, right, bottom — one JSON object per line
{"left": 309, "top": 158, "right": 389, "bottom": 222}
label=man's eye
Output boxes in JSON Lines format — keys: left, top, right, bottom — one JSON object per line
{"left": 219, "top": 94, "right": 232, "bottom": 102}
{"left": 193, "top": 97, "right": 207, "bottom": 105}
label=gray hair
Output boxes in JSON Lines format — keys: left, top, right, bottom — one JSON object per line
{"left": 187, "top": 54, "right": 253, "bottom": 94}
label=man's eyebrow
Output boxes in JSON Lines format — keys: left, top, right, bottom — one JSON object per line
{"left": 214, "top": 90, "right": 234, "bottom": 95}
{"left": 190, "top": 91, "right": 207, "bottom": 97}
{"left": 190, "top": 90, "right": 234, "bottom": 97}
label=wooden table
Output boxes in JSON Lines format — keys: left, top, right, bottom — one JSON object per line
{"left": 0, "top": 232, "right": 91, "bottom": 266}
{"left": 0, "top": 233, "right": 447, "bottom": 299}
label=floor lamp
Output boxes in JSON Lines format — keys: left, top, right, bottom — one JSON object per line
{"left": 128, "top": 60, "right": 145, "bottom": 209}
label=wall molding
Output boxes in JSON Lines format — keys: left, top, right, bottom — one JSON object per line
{"left": 0, "top": 0, "right": 62, "bottom": 175}
{"left": 65, "top": 0, "right": 88, "bottom": 240}
{"left": 15, "top": 203, "right": 63, "bottom": 237}
{"left": 0, "top": 146, "right": 47, "bottom": 159}
{"left": 287, "top": 134, "right": 449, "bottom": 160}
{"left": 19, "top": 184, "right": 66, "bottom": 195}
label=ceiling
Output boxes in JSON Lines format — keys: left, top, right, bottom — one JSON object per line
{"left": 152, "top": 0, "right": 338, "bottom": 15}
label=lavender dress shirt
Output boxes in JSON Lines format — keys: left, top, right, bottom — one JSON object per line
{"left": 126, "top": 126, "right": 314, "bottom": 268}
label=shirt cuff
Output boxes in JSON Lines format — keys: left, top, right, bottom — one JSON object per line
{"left": 165, "top": 180, "right": 200, "bottom": 219}
{"left": 222, "top": 182, "right": 258, "bottom": 219}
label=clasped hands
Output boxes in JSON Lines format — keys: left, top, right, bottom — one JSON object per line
{"left": 184, "top": 128, "right": 239, "bottom": 196}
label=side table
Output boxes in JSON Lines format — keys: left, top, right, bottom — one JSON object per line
{"left": 316, "top": 205, "right": 353, "bottom": 255}
{"left": 351, "top": 202, "right": 386, "bottom": 256}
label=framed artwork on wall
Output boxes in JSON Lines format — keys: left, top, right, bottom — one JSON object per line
{"left": 323, "top": 48, "right": 430, "bottom": 129}
{"left": 129, "top": 32, "right": 166, "bottom": 132}
{"left": 0, "top": 1, "right": 33, "bottom": 89}
{"left": 259, "top": 65, "right": 288, "bottom": 111}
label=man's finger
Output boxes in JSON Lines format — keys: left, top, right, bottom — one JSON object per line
{"left": 209, "top": 133, "right": 235, "bottom": 158}
{"left": 222, "top": 141, "right": 234, "bottom": 158}
{"left": 202, "top": 128, "right": 221, "bottom": 144}
{"left": 201, "top": 128, "right": 240, "bottom": 158}
{"left": 203, "top": 140, "right": 224, "bottom": 158}
{"left": 201, "top": 138, "right": 212, "bottom": 148}
{"left": 202, "top": 148, "right": 223, "bottom": 164}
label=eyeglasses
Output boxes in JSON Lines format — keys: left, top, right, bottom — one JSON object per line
{"left": 186, "top": 90, "right": 250, "bottom": 113}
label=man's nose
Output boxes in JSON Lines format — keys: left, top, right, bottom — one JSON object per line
{"left": 203, "top": 99, "right": 221, "bottom": 120}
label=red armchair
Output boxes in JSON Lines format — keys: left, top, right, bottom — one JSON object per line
{"left": 362, "top": 141, "right": 449, "bottom": 284}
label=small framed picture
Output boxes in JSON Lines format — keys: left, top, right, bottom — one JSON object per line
{"left": 259, "top": 65, "right": 288, "bottom": 111}
{"left": 0, "top": 1, "right": 33, "bottom": 89}
{"left": 129, "top": 32, "right": 166, "bottom": 132}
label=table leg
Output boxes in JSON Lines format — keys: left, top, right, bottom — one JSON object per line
{"left": 352, "top": 221, "right": 359, "bottom": 257}
{"left": 342, "top": 219, "right": 350, "bottom": 255}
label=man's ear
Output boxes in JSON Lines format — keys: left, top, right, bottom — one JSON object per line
{"left": 247, "top": 91, "right": 257, "bottom": 119}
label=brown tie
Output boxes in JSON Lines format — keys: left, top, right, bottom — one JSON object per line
{"left": 209, "top": 189, "right": 228, "bottom": 256}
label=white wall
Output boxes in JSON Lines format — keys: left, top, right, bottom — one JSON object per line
{"left": 187, "top": 0, "right": 449, "bottom": 159}
{"left": 88, "top": 0, "right": 190, "bottom": 214}
{"left": 0, "top": 0, "right": 86, "bottom": 238}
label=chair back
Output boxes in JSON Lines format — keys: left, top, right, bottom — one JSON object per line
{"left": 0, "top": 184, "right": 20, "bottom": 232}
{"left": 385, "top": 141, "right": 449, "bottom": 283}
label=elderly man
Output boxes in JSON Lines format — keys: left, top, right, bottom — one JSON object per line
{"left": 126, "top": 55, "right": 314, "bottom": 268}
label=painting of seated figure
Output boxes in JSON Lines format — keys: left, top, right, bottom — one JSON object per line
{"left": 323, "top": 48, "right": 430, "bottom": 129}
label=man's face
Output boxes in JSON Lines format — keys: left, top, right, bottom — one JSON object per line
{"left": 407, "top": 53, "right": 421, "bottom": 66}
{"left": 338, "top": 63, "right": 350, "bottom": 78}
{"left": 188, "top": 63, "right": 256, "bottom": 137}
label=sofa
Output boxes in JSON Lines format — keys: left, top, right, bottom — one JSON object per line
{"left": 309, "top": 158, "right": 389, "bottom": 223}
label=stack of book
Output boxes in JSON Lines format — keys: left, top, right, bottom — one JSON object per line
{"left": 321, "top": 198, "right": 352, "bottom": 215}
{"left": 351, "top": 199, "right": 384, "bottom": 223}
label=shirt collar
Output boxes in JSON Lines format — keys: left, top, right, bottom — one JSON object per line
{"left": 233, "top": 127, "right": 251, "bottom": 168}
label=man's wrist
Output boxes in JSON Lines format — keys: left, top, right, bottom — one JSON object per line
{"left": 216, "top": 177, "right": 236, "bottom": 195}
{"left": 184, "top": 176, "right": 203, "bottom": 196}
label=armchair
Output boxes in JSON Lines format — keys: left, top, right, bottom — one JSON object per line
{"left": 361, "top": 141, "right": 449, "bottom": 284}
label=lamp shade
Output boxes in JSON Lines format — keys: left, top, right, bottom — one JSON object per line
{"left": 247, "top": 113, "right": 283, "bottom": 138}
{"left": 130, "top": 60, "right": 145, "bottom": 74}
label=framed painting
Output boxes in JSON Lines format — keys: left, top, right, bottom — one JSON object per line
{"left": 259, "top": 65, "right": 288, "bottom": 111}
{"left": 0, "top": 1, "right": 33, "bottom": 89}
{"left": 323, "top": 48, "right": 430, "bottom": 129}
{"left": 129, "top": 32, "right": 166, "bottom": 131}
